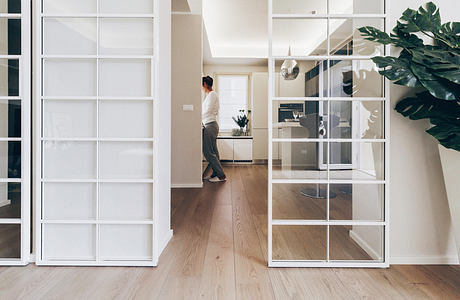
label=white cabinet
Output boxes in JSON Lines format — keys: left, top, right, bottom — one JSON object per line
{"left": 216, "top": 137, "right": 253, "bottom": 163}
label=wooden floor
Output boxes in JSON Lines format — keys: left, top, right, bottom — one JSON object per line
{"left": 1, "top": 165, "right": 460, "bottom": 299}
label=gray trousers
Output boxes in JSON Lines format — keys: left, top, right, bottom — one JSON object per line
{"left": 203, "top": 122, "right": 225, "bottom": 178}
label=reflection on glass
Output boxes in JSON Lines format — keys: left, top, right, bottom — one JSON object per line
{"left": 0, "top": 0, "right": 21, "bottom": 13}
{"left": 329, "top": 142, "right": 384, "bottom": 181}
{"left": 0, "top": 141, "right": 20, "bottom": 178}
{"left": 330, "top": 19, "right": 385, "bottom": 56}
{"left": 329, "top": 0, "right": 385, "bottom": 14}
{"left": 330, "top": 101, "right": 384, "bottom": 139}
{"left": 272, "top": 19, "right": 327, "bottom": 57}
{"left": 0, "top": 224, "right": 20, "bottom": 258}
{"left": 44, "top": 18, "right": 97, "bottom": 55}
{"left": 0, "top": 100, "right": 20, "bottom": 138}
{"left": 272, "top": 142, "right": 327, "bottom": 180}
{"left": 273, "top": 183, "right": 327, "bottom": 220}
{"left": 0, "top": 183, "right": 20, "bottom": 218}
{"left": 272, "top": 0, "right": 327, "bottom": 14}
{"left": 0, "top": 59, "right": 19, "bottom": 97}
{"left": 0, "top": 18, "right": 21, "bottom": 55}
{"left": 330, "top": 60, "right": 384, "bottom": 98}
{"left": 330, "top": 225, "right": 384, "bottom": 261}
{"left": 99, "top": 0, "right": 154, "bottom": 14}
{"left": 273, "top": 225, "right": 327, "bottom": 260}
{"left": 329, "top": 184, "right": 384, "bottom": 221}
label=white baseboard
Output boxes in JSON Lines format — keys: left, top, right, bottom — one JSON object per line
{"left": 349, "top": 230, "right": 382, "bottom": 261}
{"left": 0, "top": 199, "right": 11, "bottom": 208}
{"left": 390, "top": 255, "right": 459, "bottom": 265}
{"left": 171, "top": 183, "right": 203, "bottom": 188}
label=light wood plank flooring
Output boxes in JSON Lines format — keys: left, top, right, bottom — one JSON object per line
{"left": 1, "top": 165, "right": 460, "bottom": 299}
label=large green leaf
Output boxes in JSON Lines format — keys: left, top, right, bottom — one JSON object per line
{"left": 409, "top": 62, "right": 459, "bottom": 100}
{"left": 372, "top": 56, "right": 420, "bottom": 87}
{"left": 427, "top": 119, "right": 460, "bottom": 151}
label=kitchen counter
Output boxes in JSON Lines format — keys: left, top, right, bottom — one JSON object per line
{"left": 272, "top": 121, "right": 303, "bottom": 128}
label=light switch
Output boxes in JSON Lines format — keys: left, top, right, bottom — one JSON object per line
{"left": 183, "top": 105, "right": 194, "bottom": 111}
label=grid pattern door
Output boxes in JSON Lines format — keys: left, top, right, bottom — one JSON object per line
{"left": 268, "top": 0, "right": 390, "bottom": 267}
{"left": 37, "top": 0, "right": 156, "bottom": 266}
{"left": 0, "top": 0, "right": 30, "bottom": 266}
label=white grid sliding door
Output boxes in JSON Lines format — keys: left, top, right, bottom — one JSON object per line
{"left": 36, "top": 0, "right": 157, "bottom": 266}
{"left": 0, "top": 0, "right": 31, "bottom": 266}
{"left": 268, "top": 0, "right": 390, "bottom": 267}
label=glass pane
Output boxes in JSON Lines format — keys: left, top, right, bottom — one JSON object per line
{"left": 273, "top": 100, "right": 328, "bottom": 139}
{"left": 43, "top": 0, "right": 96, "bottom": 14}
{"left": 330, "top": 225, "right": 384, "bottom": 261}
{"left": 43, "top": 224, "right": 95, "bottom": 260}
{"left": 99, "top": 142, "right": 153, "bottom": 179}
{"left": 0, "top": 18, "right": 21, "bottom": 55}
{"left": 100, "top": 183, "right": 152, "bottom": 220}
{"left": 43, "top": 18, "right": 97, "bottom": 55}
{"left": 272, "top": 0, "right": 326, "bottom": 14}
{"left": 272, "top": 19, "right": 327, "bottom": 56}
{"left": 272, "top": 225, "right": 327, "bottom": 260}
{"left": 275, "top": 60, "right": 328, "bottom": 98}
{"left": 43, "top": 183, "right": 96, "bottom": 220}
{"left": 0, "top": 100, "right": 21, "bottom": 138}
{"left": 0, "top": 59, "right": 19, "bottom": 96}
{"left": 0, "top": 0, "right": 21, "bottom": 13}
{"left": 330, "top": 101, "right": 384, "bottom": 139}
{"left": 99, "top": 100, "right": 153, "bottom": 138}
{"left": 329, "top": 0, "right": 385, "bottom": 14}
{"left": 329, "top": 142, "right": 384, "bottom": 181}
{"left": 99, "top": 18, "right": 153, "bottom": 55}
{"left": 44, "top": 100, "right": 96, "bottom": 138}
{"left": 272, "top": 142, "right": 327, "bottom": 180}
{"left": 216, "top": 75, "right": 248, "bottom": 131}
{"left": 99, "top": 0, "right": 153, "bottom": 14}
{"left": 330, "top": 19, "right": 384, "bottom": 56}
{"left": 100, "top": 225, "right": 152, "bottom": 259}
{"left": 329, "top": 59, "right": 384, "bottom": 98}
{"left": 99, "top": 59, "right": 151, "bottom": 97}
{"left": 0, "top": 182, "right": 20, "bottom": 218}
{"left": 43, "top": 141, "right": 96, "bottom": 179}
{"left": 329, "top": 184, "right": 384, "bottom": 221}
{"left": 0, "top": 224, "right": 20, "bottom": 258}
{"left": 44, "top": 59, "right": 97, "bottom": 97}
{"left": 0, "top": 141, "right": 20, "bottom": 178}
{"left": 273, "top": 183, "right": 327, "bottom": 220}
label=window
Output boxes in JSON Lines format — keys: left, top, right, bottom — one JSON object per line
{"left": 216, "top": 75, "right": 249, "bottom": 132}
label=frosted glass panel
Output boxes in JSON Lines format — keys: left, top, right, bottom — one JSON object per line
{"left": 100, "top": 183, "right": 152, "bottom": 220}
{"left": 43, "top": 224, "right": 95, "bottom": 260}
{"left": 99, "top": 59, "right": 151, "bottom": 97}
{"left": 100, "top": 225, "right": 152, "bottom": 259}
{"left": 43, "top": 0, "right": 96, "bottom": 14}
{"left": 329, "top": 0, "right": 384, "bottom": 14}
{"left": 99, "top": 142, "right": 152, "bottom": 179}
{"left": 44, "top": 18, "right": 97, "bottom": 55}
{"left": 272, "top": 0, "right": 326, "bottom": 14}
{"left": 43, "top": 141, "right": 96, "bottom": 179}
{"left": 44, "top": 100, "right": 96, "bottom": 138}
{"left": 44, "top": 59, "right": 97, "bottom": 96}
{"left": 99, "top": 101, "right": 152, "bottom": 138}
{"left": 43, "top": 183, "right": 96, "bottom": 220}
{"left": 99, "top": 0, "right": 153, "bottom": 14}
{"left": 99, "top": 18, "right": 153, "bottom": 55}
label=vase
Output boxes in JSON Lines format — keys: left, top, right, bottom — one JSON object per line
{"left": 438, "top": 144, "right": 460, "bottom": 261}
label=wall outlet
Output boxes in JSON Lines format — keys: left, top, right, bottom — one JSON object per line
{"left": 183, "top": 105, "right": 194, "bottom": 111}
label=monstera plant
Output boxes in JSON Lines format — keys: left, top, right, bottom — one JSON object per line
{"left": 359, "top": 2, "right": 460, "bottom": 151}
{"left": 360, "top": 2, "right": 460, "bottom": 261}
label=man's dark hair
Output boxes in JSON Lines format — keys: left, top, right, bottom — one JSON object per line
{"left": 202, "top": 76, "right": 213, "bottom": 87}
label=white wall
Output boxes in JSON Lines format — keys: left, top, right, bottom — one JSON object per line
{"left": 389, "top": 0, "right": 460, "bottom": 264}
{"left": 171, "top": 14, "right": 203, "bottom": 188}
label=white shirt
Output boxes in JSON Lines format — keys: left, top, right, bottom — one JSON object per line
{"left": 202, "top": 90, "right": 219, "bottom": 125}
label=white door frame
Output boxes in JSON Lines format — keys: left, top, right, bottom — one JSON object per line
{"left": 0, "top": 0, "right": 31, "bottom": 266}
{"left": 268, "top": 0, "right": 390, "bottom": 268}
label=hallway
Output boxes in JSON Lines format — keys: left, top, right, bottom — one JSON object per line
{"left": 0, "top": 165, "right": 460, "bottom": 299}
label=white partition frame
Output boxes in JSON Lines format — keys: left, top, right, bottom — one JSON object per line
{"left": 268, "top": 0, "right": 390, "bottom": 268}
{"left": 0, "top": 0, "right": 31, "bottom": 266}
{"left": 35, "top": 0, "right": 160, "bottom": 266}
